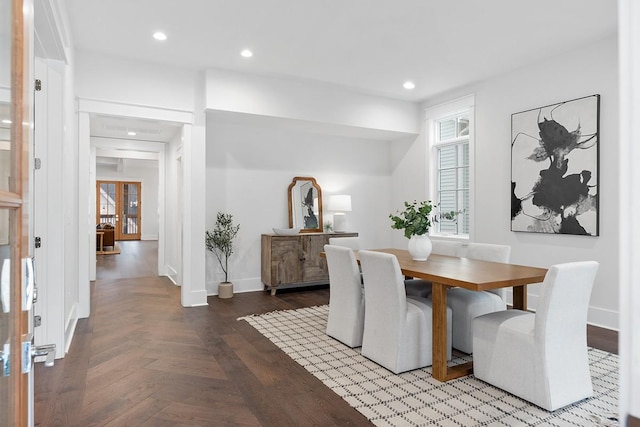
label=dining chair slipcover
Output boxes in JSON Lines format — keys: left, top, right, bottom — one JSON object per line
{"left": 328, "top": 236, "right": 361, "bottom": 250}
{"left": 327, "top": 237, "right": 433, "bottom": 297}
{"left": 447, "top": 242, "right": 511, "bottom": 353}
{"left": 324, "top": 245, "right": 365, "bottom": 347}
{"left": 405, "top": 240, "right": 462, "bottom": 298}
{"left": 359, "top": 250, "right": 452, "bottom": 374}
{"left": 472, "top": 261, "right": 599, "bottom": 411}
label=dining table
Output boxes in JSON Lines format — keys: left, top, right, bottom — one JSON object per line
{"left": 352, "top": 248, "right": 548, "bottom": 382}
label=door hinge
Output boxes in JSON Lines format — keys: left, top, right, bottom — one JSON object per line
{"left": 34, "top": 158, "right": 42, "bottom": 170}
{"left": 35, "top": 236, "right": 41, "bottom": 248}
{"left": 34, "top": 315, "right": 41, "bottom": 327}
{"left": 35, "top": 79, "right": 42, "bottom": 91}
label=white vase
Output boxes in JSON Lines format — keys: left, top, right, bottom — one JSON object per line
{"left": 408, "top": 234, "right": 432, "bottom": 261}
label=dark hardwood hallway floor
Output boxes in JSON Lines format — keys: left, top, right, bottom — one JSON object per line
{"left": 34, "top": 241, "right": 618, "bottom": 426}
{"left": 35, "top": 241, "right": 370, "bottom": 426}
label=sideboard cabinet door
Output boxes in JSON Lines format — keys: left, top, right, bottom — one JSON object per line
{"left": 261, "top": 232, "right": 358, "bottom": 295}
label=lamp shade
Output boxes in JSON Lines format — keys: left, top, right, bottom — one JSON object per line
{"left": 327, "top": 195, "right": 352, "bottom": 212}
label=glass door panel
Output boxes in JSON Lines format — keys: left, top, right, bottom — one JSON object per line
{"left": 0, "top": 209, "right": 13, "bottom": 426}
{"left": 0, "top": 105, "right": 10, "bottom": 193}
{"left": 121, "top": 183, "right": 140, "bottom": 240}
{"left": 0, "top": 0, "right": 12, "bottom": 194}
{"left": 98, "top": 182, "right": 117, "bottom": 227}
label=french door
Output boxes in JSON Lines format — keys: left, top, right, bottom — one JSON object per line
{"left": 1, "top": 0, "right": 34, "bottom": 424}
{"left": 96, "top": 181, "right": 142, "bottom": 241}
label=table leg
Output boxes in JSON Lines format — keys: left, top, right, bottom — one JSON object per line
{"left": 431, "top": 282, "right": 474, "bottom": 382}
{"left": 513, "top": 285, "right": 527, "bottom": 311}
{"left": 97, "top": 232, "right": 104, "bottom": 253}
{"left": 431, "top": 282, "right": 449, "bottom": 381}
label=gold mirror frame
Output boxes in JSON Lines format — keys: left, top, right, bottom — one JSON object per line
{"left": 288, "top": 177, "right": 323, "bottom": 233}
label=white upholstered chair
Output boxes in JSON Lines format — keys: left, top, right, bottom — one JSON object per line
{"left": 472, "top": 261, "right": 599, "bottom": 411}
{"left": 324, "top": 245, "right": 365, "bottom": 347}
{"left": 328, "top": 236, "right": 361, "bottom": 250}
{"left": 327, "top": 237, "right": 430, "bottom": 296}
{"left": 405, "top": 240, "right": 462, "bottom": 298}
{"left": 359, "top": 250, "right": 452, "bottom": 373}
{"left": 432, "top": 240, "right": 462, "bottom": 257}
{"left": 447, "top": 242, "right": 511, "bottom": 353}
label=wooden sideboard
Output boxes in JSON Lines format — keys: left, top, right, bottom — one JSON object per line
{"left": 261, "top": 232, "right": 358, "bottom": 295}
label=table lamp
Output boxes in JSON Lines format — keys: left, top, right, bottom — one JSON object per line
{"left": 328, "top": 194, "right": 351, "bottom": 232}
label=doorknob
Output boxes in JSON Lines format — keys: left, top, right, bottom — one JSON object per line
{"left": 32, "top": 343, "right": 56, "bottom": 367}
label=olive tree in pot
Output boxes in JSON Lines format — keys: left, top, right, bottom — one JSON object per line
{"left": 206, "top": 212, "right": 240, "bottom": 299}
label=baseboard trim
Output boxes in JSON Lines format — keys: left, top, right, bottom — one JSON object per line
{"left": 207, "top": 277, "right": 263, "bottom": 296}
{"left": 182, "top": 289, "right": 208, "bottom": 307}
{"left": 165, "top": 265, "right": 178, "bottom": 285}
{"left": 64, "top": 303, "right": 78, "bottom": 355}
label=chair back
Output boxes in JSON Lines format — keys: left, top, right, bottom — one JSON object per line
{"left": 359, "top": 250, "right": 407, "bottom": 350}
{"left": 534, "top": 261, "right": 598, "bottom": 401}
{"left": 466, "top": 243, "right": 511, "bottom": 299}
{"left": 431, "top": 240, "right": 461, "bottom": 257}
{"left": 328, "top": 236, "right": 361, "bottom": 250}
{"left": 324, "top": 244, "right": 365, "bottom": 346}
{"left": 535, "top": 261, "right": 598, "bottom": 348}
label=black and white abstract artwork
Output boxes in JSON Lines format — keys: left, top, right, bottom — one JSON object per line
{"left": 511, "top": 94, "right": 600, "bottom": 235}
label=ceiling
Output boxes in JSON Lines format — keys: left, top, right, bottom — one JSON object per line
{"left": 64, "top": 0, "right": 618, "bottom": 143}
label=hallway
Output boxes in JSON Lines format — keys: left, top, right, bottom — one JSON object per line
{"left": 96, "top": 240, "right": 159, "bottom": 281}
{"left": 34, "top": 241, "right": 367, "bottom": 426}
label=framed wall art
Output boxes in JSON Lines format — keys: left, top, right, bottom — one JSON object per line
{"left": 511, "top": 94, "right": 600, "bottom": 235}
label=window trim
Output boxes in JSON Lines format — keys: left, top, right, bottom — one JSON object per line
{"left": 425, "top": 95, "right": 475, "bottom": 241}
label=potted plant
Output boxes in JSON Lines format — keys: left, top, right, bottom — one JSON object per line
{"left": 390, "top": 201, "right": 463, "bottom": 260}
{"left": 206, "top": 212, "right": 240, "bottom": 298}
{"left": 389, "top": 200, "right": 434, "bottom": 260}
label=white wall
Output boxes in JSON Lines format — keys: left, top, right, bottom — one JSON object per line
{"left": 164, "top": 131, "right": 182, "bottom": 284}
{"left": 619, "top": 0, "right": 640, "bottom": 420}
{"left": 397, "top": 36, "right": 619, "bottom": 330}
{"left": 96, "top": 159, "right": 160, "bottom": 240}
{"left": 75, "top": 51, "right": 197, "bottom": 111}
{"left": 205, "top": 69, "right": 420, "bottom": 135}
{"left": 205, "top": 119, "right": 396, "bottom": 294}
{"left": 203, "top": 71, "right": 420, "bottom": 295}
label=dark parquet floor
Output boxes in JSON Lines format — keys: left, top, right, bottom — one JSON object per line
{"left": 34, "top": 241, "right": 617, "bottom": 426}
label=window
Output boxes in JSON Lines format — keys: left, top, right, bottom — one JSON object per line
{"left": 431, "top": 109, "right": 471, "bottom": 236}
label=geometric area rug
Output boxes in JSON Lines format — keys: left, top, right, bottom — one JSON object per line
{"left": 239, "top": 305, "right": 619, "bottom": 427}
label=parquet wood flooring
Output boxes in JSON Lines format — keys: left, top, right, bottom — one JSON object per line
{"left": 34, "top": 240, "right": 618, "bottom": 426}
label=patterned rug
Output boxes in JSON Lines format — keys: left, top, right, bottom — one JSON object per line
{"left": 239, "top": 305, "right": 619, "bottom": 427}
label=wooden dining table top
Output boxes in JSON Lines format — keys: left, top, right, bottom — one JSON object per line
{"left": 357, "top": 248, "right": 548, "bottom": 292}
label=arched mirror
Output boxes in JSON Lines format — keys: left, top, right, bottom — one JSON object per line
{"left": 288, "top": 177, "right": 323, "bottom": 233}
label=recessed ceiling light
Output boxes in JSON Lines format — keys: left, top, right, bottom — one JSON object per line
{"left": 127, "top": 131, "right": 137, "bottom": 136}
{"left": 240, "top": 49, "right": 253, "bottom": 58}
{"left": 403, "top": 81, "right": 416, "bottom": 90}
{"left": 1, "top": 119, "right": 11, "bottom": 124}
{"left": 153, "top": 32, "right": 167, "bottom": 41}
